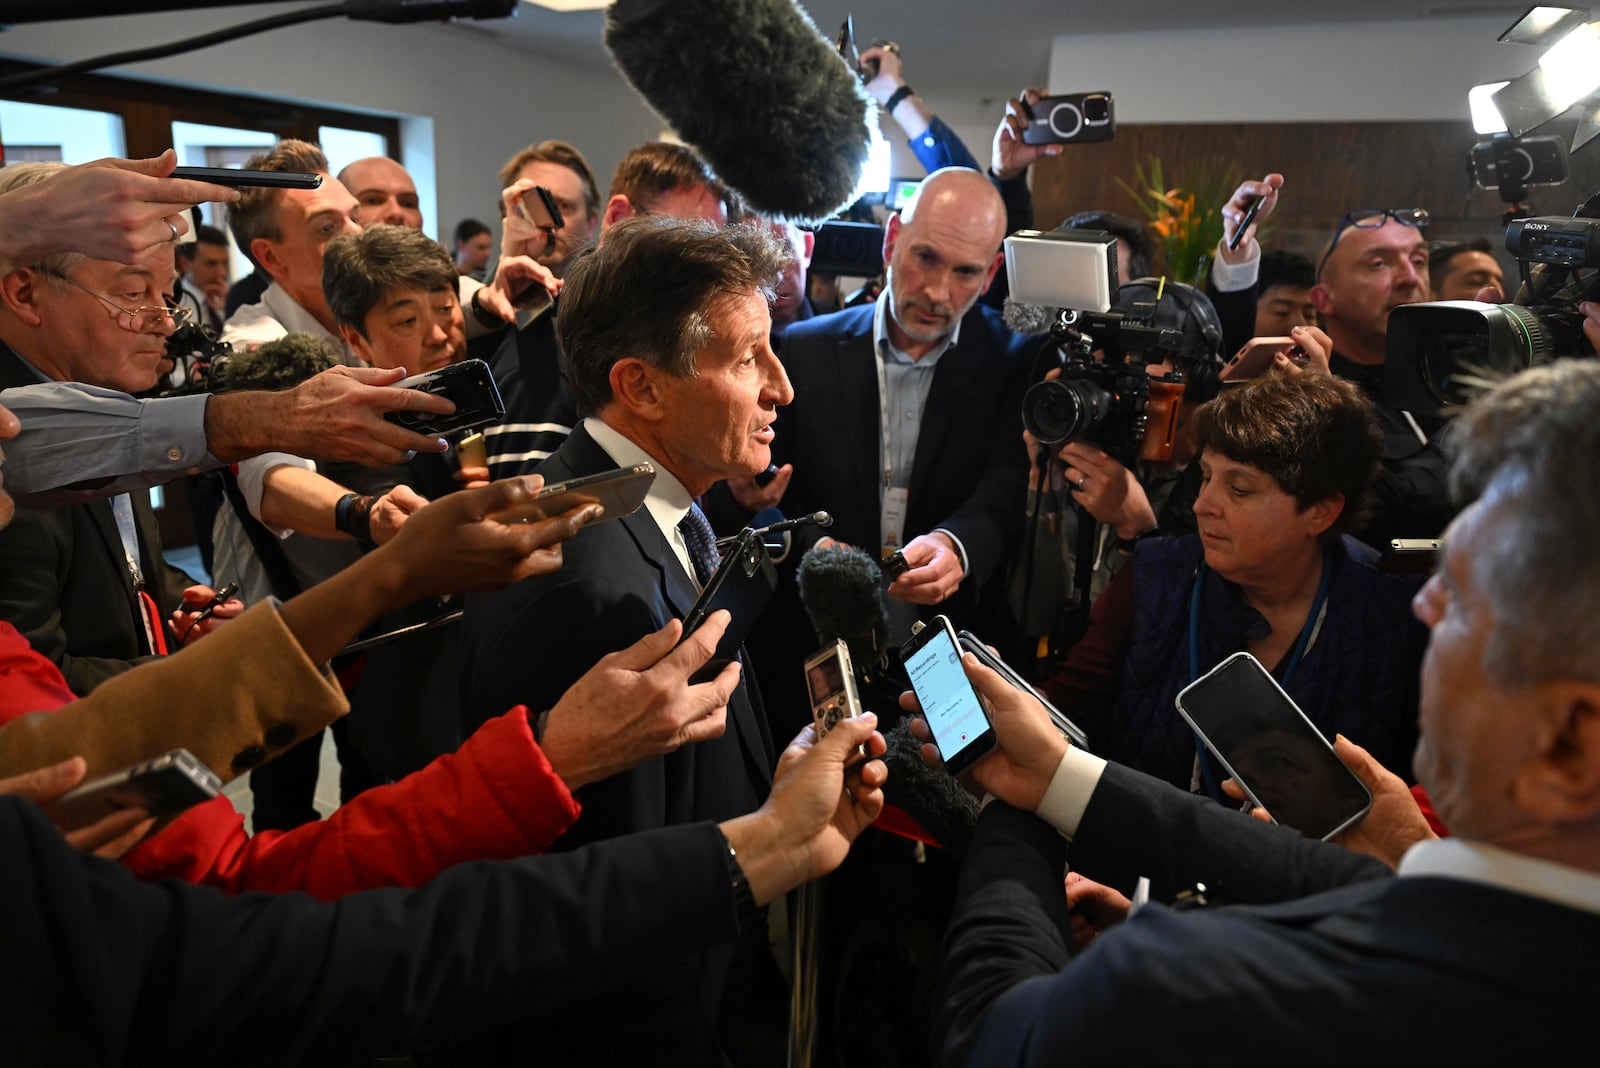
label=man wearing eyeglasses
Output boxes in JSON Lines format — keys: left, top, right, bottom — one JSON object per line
{"left": 1309, "top": 207, "right": 1454, "bottom": 549}
{"left": 0, "top": 166, "right": 239, "bottom": 696}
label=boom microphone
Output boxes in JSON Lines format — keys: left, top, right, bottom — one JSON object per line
{"left": 604, "top": 0, "right": 874, "bottom": 224}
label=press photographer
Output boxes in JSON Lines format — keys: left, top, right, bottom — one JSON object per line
{"left": 1004, "top": 227, "right": 1224, "bottom": 669}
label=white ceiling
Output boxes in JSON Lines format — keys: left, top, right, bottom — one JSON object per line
{"left": 499, "top": 0, "right": 1538, "bottom": 111}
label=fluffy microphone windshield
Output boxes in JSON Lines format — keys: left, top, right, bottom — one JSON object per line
{"left": 215, "top": 331, "right": 341, "bottom": 394}
{"left": 796, "top": 543, "right": 889, "bottom": 652}
{"left": 881, "top": 719, "right": 980, "bottom": 858}
{"left": 604, "top": 0, "right": 875, "bottom": 224}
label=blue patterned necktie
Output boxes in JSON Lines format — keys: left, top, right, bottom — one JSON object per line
{"left": 678, "top": 502, "right": 722, "bottom": 586}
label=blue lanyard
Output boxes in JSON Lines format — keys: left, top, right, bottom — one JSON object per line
{"left": 1188, "top": 541, "right": 1334, "bottom": 798}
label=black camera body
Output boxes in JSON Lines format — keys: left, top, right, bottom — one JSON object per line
{"left": 1387, "top": 208, "right": 1600, "bottom": 416}
{"left": 1023, "top": 355, "right": 1184, "bottom": 464}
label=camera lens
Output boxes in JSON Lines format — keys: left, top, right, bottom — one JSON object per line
{"left": 1386, "top": 302, "right": 1557, "bottom": 412}
{"left": 1083, "top": 95, "right": 1111, "bottom": 123}
{"left": 1021, "top": 376, "right": 1113, "bottom": 446}
{"left": 1048, "top": 101, "right": 1084, "bottom": 140}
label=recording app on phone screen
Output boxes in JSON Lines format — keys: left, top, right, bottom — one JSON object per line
{"left": 906, "top": 627, "right": 988, "bottom": 762}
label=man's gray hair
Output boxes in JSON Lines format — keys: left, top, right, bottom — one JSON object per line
{"left": 557, "top": 215, "right": 790, "bottom": 417}
{"left": 1449, "top": 358, "right": 1600, "bottom": 686}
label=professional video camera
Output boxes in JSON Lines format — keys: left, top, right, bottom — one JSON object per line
{"left": 1005, "top": 230, "right": 1224, "bottom": 465}
{"left": 1387, "top": 193, "right": 1600, "bottom": 416}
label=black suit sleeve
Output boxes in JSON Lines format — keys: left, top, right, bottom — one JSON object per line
{"left": 1207, "top": 279, "right": 1259, "bottom": 359}
{"left": 2, "top": 797, "right": 738, "bottom": 1067}
{"left": 1067, "top": 761, "right": 1389, "bottom": 903}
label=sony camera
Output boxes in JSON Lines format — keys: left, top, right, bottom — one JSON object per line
{"left": 1386, "top": 206, "right": 1600, "bottom": 416}
{"left": 1014, "top": 240, "right": 1222, "bottom": 463}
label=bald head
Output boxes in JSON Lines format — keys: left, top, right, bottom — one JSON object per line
{"left": 339, "top": 156, "right": 422, "bottom": 231}
{"left": 883, "top": 167, "right": 1006, "bottom": 358}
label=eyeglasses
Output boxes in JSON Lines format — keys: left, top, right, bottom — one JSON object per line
{"left": 1315, "top": 208, "right": 1430, "bottom": 280}
{"left": 46, "top": 271, "right": 191, "bottom": 335}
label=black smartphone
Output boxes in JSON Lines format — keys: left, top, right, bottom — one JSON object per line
{"left": 512, "top": 463, "right": 656, "bottom": 524}
{"left": 384, "top": 358, "right": 505, "bottom": 437}
{"left": 678, "top": 528, "right": 779, "bottom": 681}
{"left": 901, "top": 615, "right": 997, "bottom": 776}
{"left": 518, "top": 185, "right": 564, "bottom": 231}
{"left": 1021, "top": 91, "right": 1115, "bottom": 146}
{"left": 957, "top": 629, "right": 1088, "bottom": 749}
{"left": 170, "top": 166, "right": 322, "bottom": 189}
{"left": 1226, "top": 194, "right": 1265, "bottom": 252}
{"left": 1175, "top": 652, "right": 1373, "bottom": 841}
{"left": 49, "top": 748, "right": 221, "bottom": 832}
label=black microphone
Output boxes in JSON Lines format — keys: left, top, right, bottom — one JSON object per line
{"left": 604, "top": 0, "right": 875, "bottom": 224}
{"left": 880, "top": 718, "right": 980, "bottom": 858}
{"left": 796, "top": 543, "right": 896, "bottom": 683}
{"left": 214, "top": 332, "right": 341, "bottom": 393}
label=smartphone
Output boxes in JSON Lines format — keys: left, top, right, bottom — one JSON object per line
{"left": 1219, "top": 336, "right": 1298, "bottom": 383}
{"left": 517, "top": 463, "right": 655, "bottom": 523}
{"left": 957, "top": 629, "right": 1088, "bottom": 749}
{"left": 518, "top": 185, "right": 565, "bottom": 232}
{"left": 805, "top": 639, "right": 865, "bottom": 753}
{"left": 49, "top": 748, "right": 221, "bottom": 832}
{"left": 900, "top": 615, "right": 997, "bottom": 776}
{"left": 170, "top": 166, "right": 322, "bottom": 189}
{"left": 1174, "top": 652, "right": 1373, "bottom": 841}
{"left": 1226, "top": 194, "right": 1264, "bottom": 252}
{"left": 384, "top": 358, "right": 505, "bottom": 436}
{"left": 1021, "top": 91, "right": 1115, "bottom": 146}
{"left": 678, "top": 528, "right": 780, "bottom": 681}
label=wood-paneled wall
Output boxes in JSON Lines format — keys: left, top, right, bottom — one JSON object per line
{"left": 1029, "top": 120, "right": 1600, "bottom": 268}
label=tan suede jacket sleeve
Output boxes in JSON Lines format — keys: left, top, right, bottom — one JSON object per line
{"left": 0, "top": 600, "right": 347, "bottom": 784}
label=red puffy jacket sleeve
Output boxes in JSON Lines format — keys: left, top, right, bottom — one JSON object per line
{"left": 122, "top": 705, "right": 581, "bottom": 900}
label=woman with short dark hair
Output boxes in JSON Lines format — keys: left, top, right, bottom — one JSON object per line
{"left": 1040, "top": 368, "right": 1427, "bottom": 794}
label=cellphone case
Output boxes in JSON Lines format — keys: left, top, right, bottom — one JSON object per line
{"left": 1175, "top": 652, "right": 1373, "bottom": 840}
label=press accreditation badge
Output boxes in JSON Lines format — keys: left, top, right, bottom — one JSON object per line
{"left": 881, "top": 486, "right": 909, "bottom": 556}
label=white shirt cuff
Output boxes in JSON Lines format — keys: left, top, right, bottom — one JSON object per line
{"left": 1034, "top": 744, "right": 1108, "bottom": 840}
{"left": 1209, "top": 246, "right": 1260, "bottom": 293}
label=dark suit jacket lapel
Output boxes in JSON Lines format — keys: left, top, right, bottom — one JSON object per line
{"left": 836, "top": 317, "right": 882, "bottom": 536}
{"left": 547, "top": 425, "right": 771, "bottom": 782}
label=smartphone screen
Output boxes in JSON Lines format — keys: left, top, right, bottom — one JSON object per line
{"left": 1175, "top": 652, "right": 1373, "bottom": 840}
{"left": 902, "top": 616, "right": 995, "bottom": 775}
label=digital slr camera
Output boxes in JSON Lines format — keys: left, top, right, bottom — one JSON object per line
{"left": 1387, "top": 197, "right": 1600, "bottom": 416}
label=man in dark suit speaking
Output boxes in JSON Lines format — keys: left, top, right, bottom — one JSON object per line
{"left": 457, "top": 215, "right": 794, "bottom": 1065}
{"left": 921, "top": 359, "right": 1600, "bottom": 1063}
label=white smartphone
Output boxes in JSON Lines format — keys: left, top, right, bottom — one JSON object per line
{"left": 900, "top": 615, "right": 997, "bottom": 776}
{"left": 1175, "top": 652, "right": 1373, "bottom": 840}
